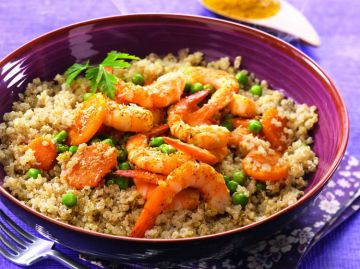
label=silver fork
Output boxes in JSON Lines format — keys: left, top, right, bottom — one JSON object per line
{"left": 0, "top": 209, "right": 88, "bottom": 268}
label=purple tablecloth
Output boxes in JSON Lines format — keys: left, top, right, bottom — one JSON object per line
{"left": 0, "top": 0, "right": 359, "bottom": 268}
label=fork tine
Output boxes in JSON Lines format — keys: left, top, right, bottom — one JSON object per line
{"left": 0, "top": 221, "right": 29, "bottom": 248}
{"left": 0, "top": 232, "right": 21, "bottom": 254}
{"left": 0, "top": 245, "right": 16, "bottom": 260}
{"left": 0, "top": 210, "right": 36, "bottom": 242}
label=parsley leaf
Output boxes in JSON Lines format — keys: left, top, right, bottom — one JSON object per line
{"left": 101, "top": 51, "right": 140, "bottom": 67}
{"left": 64, "top": 60, "right": 89, "bottom": 87}
{"left": 99, "top": 66, "right": 117, "bottom": 99}
{"left": 64, "top": 51, "right": 140, "bottom": 99}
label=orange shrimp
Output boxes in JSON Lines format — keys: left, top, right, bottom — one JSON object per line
{"left": 115, "top": 71, "right": 185, "bottom": 108}
{"left": 117, "top": 171, "right": 200, "bottom": 211}
{"left": 231, "top": 118, "right": 249, "bottom": 128}
{"left": 229, "top": 94, "right": 257, "bottom": 118}
{"left": 167, "top": 90, "right": 230, "bottom": 149}
{"left": 182, "top": 67, "right": 239, "bottom": 124}
{"left": 104, "top": 100, "right": 154, "bottom": 133}
{"left": 143, "top": 124, "right": 169, "bottom": 138}
{"left": 131, "top": 161, "right": 231, "bottom": 237}
{"left": 149, "top": 108, "right": 166, "bottom": 125}
{"left": 163, "top": 137, "right": 219, "bottom": 165}
{"left": 126, "top": 134, "right": 191, "bottom": 175}
{"left": 228, "top": 126, "right": 251, "bottom": 146}
{"left": 208, "top": 146, "right": 230, "bottom": 162}
{"left": 133, "top": 179, "right": 200, "bottom": 211}
{"left": 242, "top": 149, "right": 288, "bottom": 181}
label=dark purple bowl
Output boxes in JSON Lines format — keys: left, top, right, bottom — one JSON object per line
{"left": 0, "top": 14, "right": 349, "bottom": 263}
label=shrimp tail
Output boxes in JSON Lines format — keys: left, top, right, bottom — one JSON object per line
{"left": 131, "top": 186, "right": 174, "bottom": 238}
{"left": 185, "top": 104, "right": 218, "bottom": 124}
{"left": 144, "top": 124, "right": 169, "bottom": 138}
{"left": 174, "top": 89, "right": 210, "bottom": 114}
{"left": 163, "top": 137, "right": 219, "bottom": 164}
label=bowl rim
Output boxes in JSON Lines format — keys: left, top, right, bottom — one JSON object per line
{"left": 0, "top": 13, "right": 349, "bottom": 243}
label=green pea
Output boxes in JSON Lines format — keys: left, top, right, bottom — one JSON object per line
{"left": 117, "top": 148, "right": 128, "bottom": 162}
{"left": 159, "top": 144, "right": 177, "bottom": 154}
{"left": 149, "top": 137, "right": 165, "bottom": 147}
{"left": 56, "top": 144, "right": 69, "bottom": 153}
{"left": 83, "top": 93, "right": 95, "bottom": 101}
{"left": 220, "top": 119, "right": 233, "bottom": 131}
{"left": 248, "top": 119, "right": 263, "bottom": 134}
{"left": 256, "top": 181, "right": 266, "bottom": 191}
{"left": 232, "top": 171, "right": 247, "bottom": 185}
{"left": 54, "top": 130, "right": 68, "bottom": 144}
{"left": 114, "top": 176, "right": 129, "bottom": 189}
{"left": 132, "top": 73, "right": 145, "bottom": 86}
{"left": 203, "top": 84, "right": 216, "bottom": 95}
{"left": 232, "top": 192, "right": 248, "bottom": 206}
{"left": 190, "top": 82, "right": 204, "bottom": 94}
{"left": 249, "top": 84, "right": 262, "bottom": 96}
{"left": 106, "top": 179, "right": 115, "bottom": 186}
{"left": 226, "top": 180, "right": 238, "bottom": 193}
{"left": 27, "top": 168, "right": 41, "bottom": 179}
{"left": 184, "top": 82, "right": 192, "bottom": 92}
{"left": 223, "top": 175, "right": 231, "bottom": 182}
{"left": 69, "top": 145, "right": 78, "bottom": 154}
{"left": 119, "top": 162, "right": 131, "bottom": 170}
{"left": 102, "top": 138, "right": 115, "bottom": 147}
{"left": 235, "top": 71, "right": 248, "bottom": 85}
{"left": 62, "top": 193, "right": 77, "bottom": 207}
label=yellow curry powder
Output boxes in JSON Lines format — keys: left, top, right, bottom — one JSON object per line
{"left": 203, "top": 0, "right": 281, "bottom": 19}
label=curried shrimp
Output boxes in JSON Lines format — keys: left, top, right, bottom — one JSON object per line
{"left": 126, "top": 134, "right": 191, "bottom": 175}
{"left": 182, "top": 66, "right": 239, "bottom": 124}
{"left": 131, "top": 161, "right": 231, "bottom": 237}
{"left": 115, "top": 71, "right": 185, "bottom": 108}
{"left": 228, "top": 125, "right": 251, "bottom": 147}
{"left": 229, "top": 94, "right": 257, "bottom": 118}
{"left": 167, "top": 90, "right": 230, "bottom": 149}
{"left": 104, "top": 100, "right": 154, "bottom": 133}
{"left": 116, "top": 171, "right": 200, "bottom": 212}
{"left": 149, "top": 108, "right": 166, "bottom": 126}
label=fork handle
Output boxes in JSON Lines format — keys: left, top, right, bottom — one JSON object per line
{"left": 46, "top": 249, "right": 89, "bottom": 269}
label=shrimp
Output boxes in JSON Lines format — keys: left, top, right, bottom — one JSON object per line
{"left": 116, "top": 170, "right": 200, "bottom": 211}
{"left": 182, "top": 66, "right": 239, "bottom": 124}
{"left": 131, "top": 161, "right": 231, "bottom": 237}
{"left": 133, "top": 179, "right": 200, "bottom": 211}
{"left": 209, "top": 146, "right": 230, "bottom": 162}
{"left": 149, "top": 108, "right": 166, "bottom": 126}
{"left": 104, "top": 100, "right": 154, "bottom": 133}
{"left": 115, "top": 71, "right": 185, "bottom": 108}
{"left": 229, "top": 94, "right": 257, "bottom": 118}
{"left": 228, "top": 125, "right": 251, "bottom": 147}
{"left": 163, "top": 137, "right": 219, "bottom": 164}
{"left": 167, "top": 90, "right": 230, "bottom": 149}
{"left": 126, "top": 134, "right": 191, "bottom": 175}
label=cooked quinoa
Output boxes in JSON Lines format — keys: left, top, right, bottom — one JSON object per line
{"left": 0, "top": 49, "right": 318, "bottom": 238}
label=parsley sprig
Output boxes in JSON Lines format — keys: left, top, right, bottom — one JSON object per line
{"left": 64, "top": 51, "right": 140, "bottom": 99}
